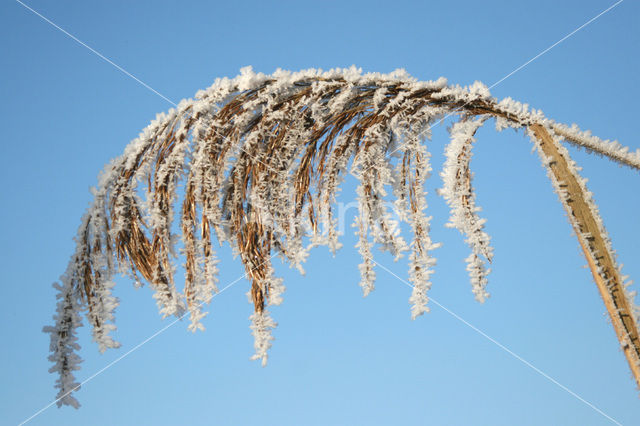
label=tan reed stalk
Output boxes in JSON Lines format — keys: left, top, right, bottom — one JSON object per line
{"left": 530, "top": 124, "right": 640, "bottom": 386}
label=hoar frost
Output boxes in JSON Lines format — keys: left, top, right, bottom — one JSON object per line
{"left": 45, "top": 66, "right": 640, "bottom": 406}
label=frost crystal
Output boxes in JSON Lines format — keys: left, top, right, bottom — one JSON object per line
{"left": 440, "top": 118, "right": 493, "bottom": 302}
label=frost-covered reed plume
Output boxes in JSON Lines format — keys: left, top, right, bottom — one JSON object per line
{"left": 45, "top": 67, "right": 640, "bottom": 407}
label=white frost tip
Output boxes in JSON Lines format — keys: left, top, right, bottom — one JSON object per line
{"left": 249, "top": 310, "right": 277, "bottom": 367}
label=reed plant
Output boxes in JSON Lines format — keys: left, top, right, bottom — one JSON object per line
{"left": 45, "top": 67, "right": 640, "bottom": 407}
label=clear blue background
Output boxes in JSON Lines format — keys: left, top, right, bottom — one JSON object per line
{"left": 1, "top": 0, "right": 639, "bottom": 424}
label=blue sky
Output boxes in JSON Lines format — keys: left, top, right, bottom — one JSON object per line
{"left": 1, "top": 0, "right": 639, "bottom": 424}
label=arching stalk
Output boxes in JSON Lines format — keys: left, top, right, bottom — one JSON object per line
{"left": 530, "top": 124, "right": 640, "bottom": 388}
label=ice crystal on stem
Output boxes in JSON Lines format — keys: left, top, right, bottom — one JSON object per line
{"left": 440, "top": 118, "right": 493, "bottom": 302}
